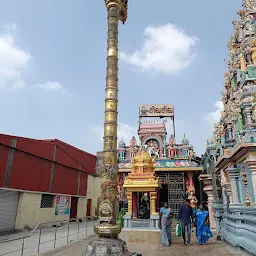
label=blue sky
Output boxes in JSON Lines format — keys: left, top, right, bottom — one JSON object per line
{"left": 0, "top": 0, "right": 241, "bottom": 155}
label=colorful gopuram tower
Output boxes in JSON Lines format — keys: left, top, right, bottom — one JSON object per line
{"left": 117, "top": 117, "right": 203, "bottom": 219}
{"left": 201, "top": 1, "right": 256, "bottom": 254}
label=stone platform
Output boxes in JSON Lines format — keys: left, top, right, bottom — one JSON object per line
{"left": 40, "top": 232, "right": 248, "bottom": 256}
{"left": 119, "top": 228, "right": 161, "bottom": 245}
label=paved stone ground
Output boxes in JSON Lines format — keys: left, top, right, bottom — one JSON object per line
{"left": 40, "top": 233, "right": 248, "bottom": 256}
{"left": 0, "top": 221, "right": 96, "bottom": 256}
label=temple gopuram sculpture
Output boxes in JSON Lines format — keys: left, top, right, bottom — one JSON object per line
{"left": 117, "top": 115, "right": 203, "bottom": 219}
{"left": 122, "top": 150, "right": 160, "bottom": 228}
{"left": 200, "top": 1, "right": 256, "bottom": 254}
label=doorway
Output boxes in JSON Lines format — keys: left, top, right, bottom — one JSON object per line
{"left": 86, "top": 199, "right": 92, "bottom": 217}
{"left": 70, "top": 197, "right": 78, "bottom": 219}
{"left": 159, "top": 184, "right": 168, "bottom": 209}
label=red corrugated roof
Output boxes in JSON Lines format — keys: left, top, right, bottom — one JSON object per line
{"left": 0, "top": 133, "right": 96, "bottom": 175}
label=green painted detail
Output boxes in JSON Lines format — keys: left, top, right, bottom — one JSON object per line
{"left": 241, "top": 71, "right": 246, "bottom": 84}
{"left": 231, "top": 76, "right": 237, "bottom": 86}
{"left": 247, "top": 66, "right": 256, "bottom": 79}
{"left": 237, "top": 113, "right": 244, "bottom": 133}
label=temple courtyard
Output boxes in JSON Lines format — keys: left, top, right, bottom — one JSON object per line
{"left": 40, "top": 233, "right": 248, "bottom": 256}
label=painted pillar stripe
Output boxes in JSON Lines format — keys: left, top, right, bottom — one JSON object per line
{"left": 49, "top": 144, "right": 57, "bottom": 192}
{"left": 77, "top": 165, "right": 81, "bottom": 195}
{"left": 4, "top": 139, "right": 17, "bottom": 187}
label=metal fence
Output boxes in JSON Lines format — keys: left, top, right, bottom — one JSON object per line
{"left": 0, "top": 217, "right": 97, "bottom": 256}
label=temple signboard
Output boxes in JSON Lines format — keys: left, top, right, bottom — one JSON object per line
{"left": 139, "top": 104, "right": 174, "bottom": 117}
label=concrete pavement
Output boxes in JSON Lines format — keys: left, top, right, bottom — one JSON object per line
{"left": 0, "top": 220, "right": 96, "bottom": 256}
{"left": 39, "top": 232, "right": 248, "bottom": 256}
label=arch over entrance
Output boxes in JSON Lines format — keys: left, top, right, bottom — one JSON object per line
{"left": 142, "top": 135, "right": 163, "bottom": 148}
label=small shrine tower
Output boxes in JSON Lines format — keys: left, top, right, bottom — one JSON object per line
{"left": 123, "top": 150, "right": 160, "bottom": 228}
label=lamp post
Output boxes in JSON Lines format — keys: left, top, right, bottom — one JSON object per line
{"left": 83, "top": 1, "right": 130, "bottom": 255}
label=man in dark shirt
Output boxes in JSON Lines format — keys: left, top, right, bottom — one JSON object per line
{"left": 177, "top": 199, "right": 193, "bottom": 246}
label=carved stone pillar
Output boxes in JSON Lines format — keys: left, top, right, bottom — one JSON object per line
{"left": 126, "top": 192, "right": 132, "bottom": 215}
{"left": 241, "top": 164, "right": 252, "bottom": 206}
{"left": 199, "top": 174, "right": 216, "bottom": 229}
{"left": 244, "top": 154, "right": 256, "bottom": 204}
{"left": 222, "top": 188, "right": 227, "bottom": 206}
{"left": 223, "top": 183, "right": 233, "bottom": 205}
{"left": 226, "top": 167, "right": 242, "bottom": 206}
{"left": 150, "top": 192, "right": 157, "bottom": 215}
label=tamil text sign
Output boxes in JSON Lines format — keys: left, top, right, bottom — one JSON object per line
{"left": 139, "top": 104, "right": 174, "bottom": 117}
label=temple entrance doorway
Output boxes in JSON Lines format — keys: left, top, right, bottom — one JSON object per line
{"left": 159, "top": 184, "right": 168, "bottom": 209}
{"left": 157, "top": 172, "right": 185, "bottom": 219}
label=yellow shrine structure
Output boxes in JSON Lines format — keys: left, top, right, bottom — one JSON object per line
{"left": 122, "top": 150, "right": 160, "bottom": 228}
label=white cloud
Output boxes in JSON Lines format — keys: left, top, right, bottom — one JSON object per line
{"left": 120, "top": 23, "right": 198, "bottom": 74}
{"left": 35, "top": 81, "right": 62, "bottom": 90}
{"left": 205, "top": 100, "right": 223, "bottom": 126}
{"left": 0, "top": 24, "right": 68, "bottom": 95}
{"left": 0, "top": 24, "right": 31, "bottom": 89}
{"left": 34, "top": 81, "right": 70, "bottom": 95}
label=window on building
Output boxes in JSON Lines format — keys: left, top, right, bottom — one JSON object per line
{"left": 40, "top": 194, "right": 54, "bottom": 208}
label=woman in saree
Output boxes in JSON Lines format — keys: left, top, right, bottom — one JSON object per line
{"left": 194, "top": 204, "right": 213, "bottom": 245}
{"left": 158, "top": 202, "right": 173, "bottom": 246}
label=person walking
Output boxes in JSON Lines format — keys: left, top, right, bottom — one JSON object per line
{"left": 177, "top": 199, "right": 193, "bottom": 246}
{"left": 194, "top": 204, "right": 213, "bottom": 245}
{"left": 159, "top": 202, "right": 173, "bottom": 246}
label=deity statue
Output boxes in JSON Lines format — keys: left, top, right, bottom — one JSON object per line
{"left": 168, "top": 134, "right": 176, "bottom": 145}
{"left": 167, "top": 145, "right": 176, "bottom": 158}
{"left": 188, "top": 191, "right": 198, "bottom": 209}
{"left": 253, "top": 106, "right": 256, "bottom": 122}
{"left": 240, "top": 53, "right": 247, "bottom": 72}
{"left": 250, "top": 38, "right": 256, "bottom": 65}
{"left": 188, "top": 148, "right": 194, "bottom": 161}
{"left": 146, "top": 140, "right": 159, "bottom": 158}
{"left": 245, "top": 14, "right": 256, "bottom": 34}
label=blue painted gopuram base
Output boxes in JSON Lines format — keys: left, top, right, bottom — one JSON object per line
{"left": 214, "top": 202, "right": 256, "bottom": 255}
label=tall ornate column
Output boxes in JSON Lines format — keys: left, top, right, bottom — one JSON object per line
{"left": 244, "top": 154, "right": 256, "bottom": 204}
{"left": 199, "top": 174, "right": 216, "bottom": 229}
{"left": 226, "top": 167, "right": 242, "bottom": 206}
{"left": 84, "top": 1, "right": 130, "bottom": 255}
{"left": 95, "top": 0, "right": 122, "bottom": 237}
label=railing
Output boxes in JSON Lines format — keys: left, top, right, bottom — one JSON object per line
{"left": 0, "top": 217, "right": 97, "bottom": 256}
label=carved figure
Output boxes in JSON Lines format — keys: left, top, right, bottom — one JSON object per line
{"left": 188, "top": 148, "right": 194, "bottom": 161}
{"left": 240, "top": 53, "right": 247, "bottom": 72}
{"left": 188, "top": 191, "right": 198, "bottom": 209}
{"left": 250, "top": 38, "right": 256, "bottom": 65}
